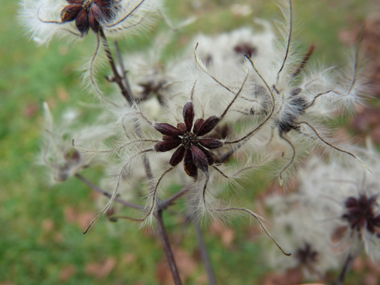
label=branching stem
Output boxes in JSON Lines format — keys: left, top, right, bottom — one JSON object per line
{"left": 99, "top": 27, "right": 134, "bottom": 105}
{"left": 332, "top": 242, "right": 364, "bottom": 285}
{"left": 195, "top": 222, "right": 217, "bottom": 285}
{"left": 156, "top": 210, "right": 183, "bottom": 285}
{"left": 75, "top": 173, "right": 143, "bottom": 210}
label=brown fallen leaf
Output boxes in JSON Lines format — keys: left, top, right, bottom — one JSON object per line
{"left": 349, "top": 105, "right": 380, "bottom": 143}
{"left": 23, "top": 103, "right": 39, "bottom": 118}
{"left": 77, "top": 212, "right": 96, "bottom": 230}
{"left": 59, "top": 265, "right": 77, "bottom": 282}
{"left": 156, "top": 248, "right": 197, "bottom": 284}
{"left": 352, "top": 256, "right": 365, "bottom": 272}
{"left": 42, "top": 219, "right": 54, "bottom": 232}
{"left": 54, "top": 233, "right": 65, "bottom": 243}
{"left": 367, "top": 258, "right": 380, "bottom": 275}
{"left": 210, "top": 221, "right": 235, "bottom": 247}
{"left": 339, "top": 15, "right": 380, "bottom": 97}
{"left": 173, "top": 248, "right": 197, "bottom": 278}
{"left": 123, "top": 253, "right": 136, "bottom": 265}
{"left": 57, "top": 86, "right": 71, "bottom": 102}
{"left": 196, "top": 274, "right": 208, "bottom": 285}
{"left": 262, "top": 268, "right": 303, "bottom": 285}
{"left": 364, "top": 273, "right": 379, "bottom": 285}
{"left": 156, "top": 259, "right": 175, "bottom": 285}
{"left": 85, "top": 257, "right": 117, "bottom": 279}
{"left": 64, "top": 206, "right": 77, "bottom": 224}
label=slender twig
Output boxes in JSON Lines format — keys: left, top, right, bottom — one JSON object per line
{"left": 98, "top": 29, "right": 185, "bottom": 285}
{"left": 99, "top": 27, "right": 134, "bottom": 105}
{"left": 332, "top": 242, "right": 364, "bottom": 285}
{"left": 75, "top": 173, "right": 143, "bottom": 210}
{"left": 156, "top": 210, "right": 183, "bottom": 285}
{"left": 160, "top": 186, "right": 192, "bottom": 210}
{"left": 77, "top": 172, "right": 183, "bottom": 284}
{"left": 195, "top": 222, "right": 217, "bottom": 285}
{"left": 114, "top": 41, "right": 133, "bottom": 97}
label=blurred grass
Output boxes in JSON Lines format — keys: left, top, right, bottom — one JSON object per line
{"left": 0, "top": 0, "right": 375, "bottom": 284}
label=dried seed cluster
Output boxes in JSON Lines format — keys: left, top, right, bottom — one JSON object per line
{"left": 154, "top": 102, "right": 222, "bottom": 178}
{"left": 60, "top": 0, "right": 115, "bottom": 36}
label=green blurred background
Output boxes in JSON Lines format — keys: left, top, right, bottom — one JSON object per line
{"left": 0, "top": 0, "right": 377, "bottom": 284}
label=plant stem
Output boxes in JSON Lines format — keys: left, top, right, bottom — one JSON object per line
{"left": 160, "top": 186, "right": 191, "bottom": 210}
{"left": 75, "top": 173, "right": 143, "bottom": 210}
{"left": 98, "top": 30, "right": 182, "bottom": 285}
{"left": 332, "top": 242, "right": 364, "bottom": 285}
{"left": 195, "top": 222, "right": 217, "bottom": 285}
{"left": 99, "top": 28, "right": 134, "bottom": 105}
{"left": 156, "top": 210, "right": 183, "bottom": 285}
{"left": 114, "top": 41, "right": 133, "bottom": 97}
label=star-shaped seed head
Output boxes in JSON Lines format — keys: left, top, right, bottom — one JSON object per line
{"left": 342, "top": 194, "right": 380, "bottom": 234}
{"left": 154, "top": 102, "right": 223, "bottom": 178}
{"left": 60, "top": 0, "right": 115, "bottom": 36}
{"left": 296, "top": 243, "right": 319, "bottom": 266}
{"left": 234, "top": 42, "right": 257, "bottom": 58}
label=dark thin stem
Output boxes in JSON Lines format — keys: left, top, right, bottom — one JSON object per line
{"left": 114, "top": 41, "right": 133, "bottom": 98}
{"left": 299, "top": 121, "right": 356, "bottom": 159}
{"left": 332, "top": 242, "right": 364, "bottom": 285}
{"left": 276, "top": 0, "right": 292, "bottom": 84}
{"left": 99, "top": 28, "right": 182, "bottom": 285}
{"left": 99, "top": 26, "right": 154, "bottom": 197}
{"left": 225, "top": 56, "right": 275, "bottom": 145}
{"left": 292, "top": 44, "right": 315, "bottom": 77}
{"left": 99, "top": 28, "right": 134, "bottom": 105}
{"left": 160, "top": 186, "right": 192, "bottom": 210}
{"left": 215, "top": 147, "right": 237, "bottom": 164}
{"left": 156, "top": 210, "right": 183, "bottom": 285}
{"left": 347, "top": 25, "right": 365, "bottom": 95}
{"left": 219, "top": 73, "right": 248, "bottom": 120}
{"left": 279, "top": 133, "right": 296, "bottom": 182}
{"left": 75, "top": 173, "right": 143, "bottom": 210}
{"left": 195, "top": 222, "right": 217, "bottom": 285}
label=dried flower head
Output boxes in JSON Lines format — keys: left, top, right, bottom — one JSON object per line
{"left": 21, "top": 0, "right": 162, "bottom": 43}
{"left": 265, "top": 192, "right": 340, "bottom": 278}
{"left": 193, "top": 1, "right": 367, "bottom": 184}
{"left": 294, "top": 140, "right": 380, "bottom": 260}
{"left": 154, "top": 102, "right": 222, "bottom": 178}
{"left": 343, "top": 194, "right": 380, "bottom": 235}
{"left": 59, "top": 0, "right": 116, "bottom": 37}
{"left": 40, "top": 102, "right": 114, "bottom": 183}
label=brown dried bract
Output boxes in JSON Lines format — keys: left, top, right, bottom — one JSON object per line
{"left": 60, "top": 0, "right": 115, "bottom": 36}
{"left": 154, "top": 102, "right": 223, "bottom": 178}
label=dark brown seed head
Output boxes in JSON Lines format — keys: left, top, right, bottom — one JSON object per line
{"left": 61, "top": 0, "right": 115, "bottom": 36}
{"left": 342, "top": 194, "right": 380, "bottom": 234}
{"left": 296, "top": 243, "right": 318, "bottom": 265}
{"left": 234, "top": 43, "right": 257, "bottom": 58}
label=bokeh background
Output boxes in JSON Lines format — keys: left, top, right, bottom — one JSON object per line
{"left": 1, "top": 0, "right": 380, "bottom": 284}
